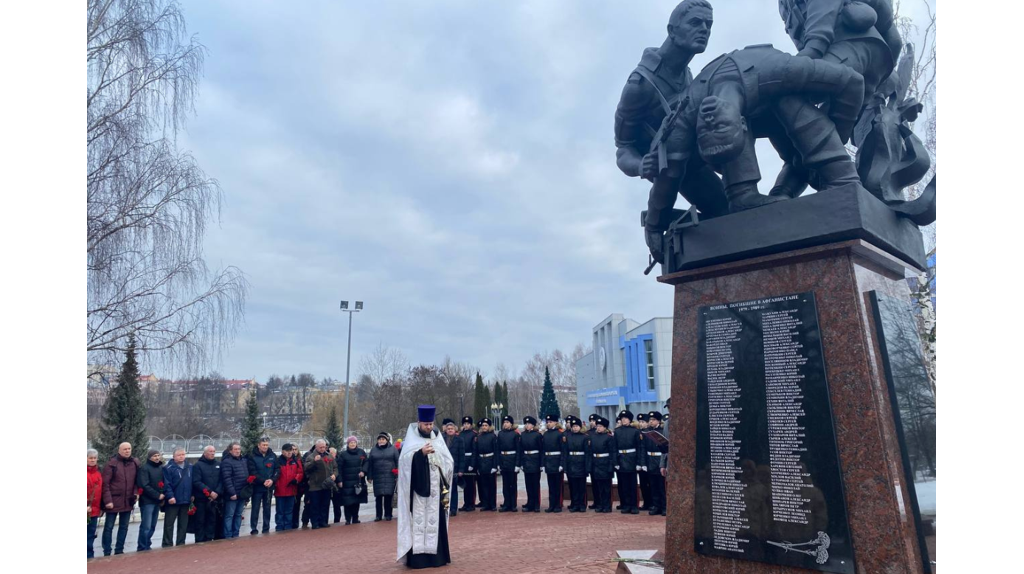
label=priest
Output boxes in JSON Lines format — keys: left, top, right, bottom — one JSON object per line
{"left": 396, "top": 405, "right": 454, "bottom": 569}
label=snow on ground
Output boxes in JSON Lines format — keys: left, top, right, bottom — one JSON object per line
{"left": 914, "top": 479, "right": 936, "bottom": 515}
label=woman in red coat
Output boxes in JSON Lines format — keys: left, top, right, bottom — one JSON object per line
{"left": 87, "top": 449, "right": 103, "bottom": 559}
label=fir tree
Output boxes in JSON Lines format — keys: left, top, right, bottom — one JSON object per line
{"left": 240, "top": 386, "right": 264, "bottom": 455}
{"left": 473, "top": 372, "right": 490, "bottom": 423}
{"left": 94, "top": 334, "right": 149, "bottom": 458}
{"left": 539, "top": 366, "right": 560, "bottom": 420}
{"left": 324, "top": 405, "right": 343, "bottom": 451}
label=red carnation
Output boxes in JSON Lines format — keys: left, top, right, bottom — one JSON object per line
{"left": 247, "top": 475, "right": 255, "bottom": 484}
{"left": 137, "top": 487, "right": 143, "bottom": 496}
{"left": 157, "top": 481, "right": 164, "bottom": 489}
{"left": 202, "top": 488, "right": 210, "bottom": 497}
{"left": 392, "top": 468, "right": 399, "bottom": 475}
{"left": 187, "top": 503, "right": 196, "bottom": 516}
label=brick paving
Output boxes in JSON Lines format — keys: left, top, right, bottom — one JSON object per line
{"left": 86, "top": 493, "right": 666, "bottom": 574}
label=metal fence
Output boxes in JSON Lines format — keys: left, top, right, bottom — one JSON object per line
{"left": 88, "top": 433, "right": 375, "bottom": 457}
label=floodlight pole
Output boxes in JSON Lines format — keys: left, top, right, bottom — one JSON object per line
{"left": 341, "top": 306, "right": 356, "bottom": 440}
{"left": 339, "top": 301, "right": 362, "bottom": 440}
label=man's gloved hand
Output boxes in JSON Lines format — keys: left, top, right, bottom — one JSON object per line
{"left": 491, "top": 468, "right": 497, "bottom": 474}
{"left": 639, "top": 153, "right": 659, "bottom": 181}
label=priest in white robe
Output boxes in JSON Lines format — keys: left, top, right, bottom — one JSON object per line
{"left": 396, "top": 405, "right": 454, "bottom": 569}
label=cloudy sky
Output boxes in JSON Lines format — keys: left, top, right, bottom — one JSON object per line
{"left": 175, "top": 0, "right": 933, "bottom": 382}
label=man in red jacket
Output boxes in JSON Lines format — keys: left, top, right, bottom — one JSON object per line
{"left": 87, "top": 449, "right": 103, "bottom": 559}
{"left": 100, "top": 442, "right": 139, "bottom": 556}
{"left": 274, "top": 443, "right": 304, "bottom": 531}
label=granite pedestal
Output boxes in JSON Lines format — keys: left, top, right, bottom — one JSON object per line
{"left": 660, "top": 239, "right": 928, "bottom": 574}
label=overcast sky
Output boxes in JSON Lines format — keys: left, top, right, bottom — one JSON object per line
{"left": 175, "top": 0, "right": 934, "bottom": 383}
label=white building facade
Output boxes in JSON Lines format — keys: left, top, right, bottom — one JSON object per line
{"left": 575, "top": 313, "right": 672, "bottom": 422}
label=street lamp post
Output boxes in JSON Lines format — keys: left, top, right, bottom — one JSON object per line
{"left": 490, "top": 402, "right": 503, "bottom": 426}
{"left": 340, "top": 300, "right": 363, "bottom": 440}
{"left": 262, "top": 411, "right": 268, "bottom": 430}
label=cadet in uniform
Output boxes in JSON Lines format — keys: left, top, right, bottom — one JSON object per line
{"left": 519, "top": 416, "right": 543, "bottom": 512}
{"left": 458, "top": 416, "right": 478, "bottom": 512}
{"left": 636, "top": 412, "right": 651, "bottom": 511}
{"left": 589, "top": 416, "right": 616, "bottom": 513}
{"left": 644, "top": 411, "right": 668, "bottom": 515}
{"left": 587, "top": 414, "right": 600, "bottom": 508}
{"left": 541, "top": 414, "right": 567, "bottom": 513}
{"left": 473, "top": 418, "right": 499, "bottom": 511}
{"left": 564, "top": 416, "right": 591, "bottom": 513}
{"left": 614, "top": 410, "right": 646, "bottom": 514}
{"left": 496, "top": 415, "right": 520, "bottom": 512}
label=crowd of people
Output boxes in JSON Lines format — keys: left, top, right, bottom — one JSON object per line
{"left": 87, "top": 407, "right": 669, "bottom": 559}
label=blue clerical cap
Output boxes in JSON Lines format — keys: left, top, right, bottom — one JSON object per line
{"left": 418, "top": 405, "right": 436, "bottom": 423}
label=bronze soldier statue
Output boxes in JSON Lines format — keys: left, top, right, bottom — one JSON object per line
{"left": 661, "top": 44, "right": 868, "bottom": 209}
{"left": 614, "top": 0, "right": 731, "bottom": 264}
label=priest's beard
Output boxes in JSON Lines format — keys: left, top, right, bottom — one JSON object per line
{"left": 418, "top": 428, "right": 431, "bottom": 438}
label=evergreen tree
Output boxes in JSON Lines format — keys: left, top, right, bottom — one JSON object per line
{"left": 473, "top": 372, "right": 490, "bottom": 423}
{"left": 323, "top": 405, "right": 343, "bottom": 451}
{"left": 240, "top": 386, "right": 264, "bottom": 455}
{"left": 539, "top": 366, "right": 560, "bottom": 420}
{"left": 94, "top": 334, "right": 149, "bottom": 458}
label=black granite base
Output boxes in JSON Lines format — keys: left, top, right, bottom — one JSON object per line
{"left": 661, "top": 184, "right": 926, "bottom": 274}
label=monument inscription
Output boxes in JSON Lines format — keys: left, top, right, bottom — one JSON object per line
{"left": 695, "top": 292, "right": 854, "bottom": 573}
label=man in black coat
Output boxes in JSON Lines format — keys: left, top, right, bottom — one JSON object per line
{"left": 614, "top": 410, "right": 646, "bottom": 514}
{"left": 586, "top": 413, "right": 600, "bottom": 509}
{"left": 473, "top": 418, "right": 499, "bottom": 511}
{"left": 590, "top": 417, "right": 616, "bottom": 513}
{"left": 192, "top": 445, "right": 224, "bottom": 542}
{"left": 519, "top": 416, "right": 543, "bottom": 512}
{"left": 643, "top": 411, "right": 669, "bottom": 515}
{"left": 248, "top": 438, "right": 280, "bottom": 535}
{"left": 564, "top": 417, "right": 591, "bottom": 512}
{"left": 458, "top": 416, "right": 478, "bottom": 512}
{"left": 442, "top": 419, "right": 464, "bottom": 517}
{"left": 496, "top": 415, "right": 520, "bottom": 512}
{"left": 636, "top": 412, "right": 652, "bottom": 510}
{"left": 541, "top": 414, "right": 567, "bottom": 513}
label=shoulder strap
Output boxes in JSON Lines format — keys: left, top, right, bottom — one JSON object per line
{"left": 633, "top": 67, "right": 672, "bottom": 114}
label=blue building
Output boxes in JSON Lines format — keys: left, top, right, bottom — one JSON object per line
{"left": 575, "top": 314, "right": 673, "bottom": 422}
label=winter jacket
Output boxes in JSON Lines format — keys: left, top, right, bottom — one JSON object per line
{"left": 337, "top": 447, "right": 369, "bottom": 505}
{"left": 541, "top": 427, "right": 567, "bottom": 474}
{"left": 443, "top": 434, "right": 465, "bottom": 479}
{"left": 474, "top": 431, "right": 499, "bottom": 474}
{"left": 274, "top": 454, "right": 304, "bottom": 497}
{"left": 589, "top": 431, "right": 616, "bottom": 480}
{"left": 249, "top": 447, "right": 280, "bottom": 489}
{"left": 162, "top": 462, "right": 193, "bottom": 505}
{"left": 564, "top": 431, "right": 592, "bottom": 477}
{"left": 458, "top": 428, "right": 478, "bottom": 472}
{"left": 192, "top": 455, "right": 222, "bottom": 499}
{"left": 101, "top": 455, "right": 139, "bottom": 513}
{"left": 518, "top": 429, "right": 544, "bottom": 474}
{"left": 137, "top": 459, "right": 166, "bottom": 506}
{"left": 367, "top": 443, "right": 400, "bottom": 496}
{"left": 613, "top": 426, "right": 647, "bottom": 471}
{"left": 303, "top": 450, "right": 338, "bottom": 492}
{"left": 220, "top": 450, "right": 255, "bottom": 500}
{"left": 496, "top": 429, "right": 521, "bottom": 472}
{"left": 87, "top": 465, "right": 103, "bottom": 518}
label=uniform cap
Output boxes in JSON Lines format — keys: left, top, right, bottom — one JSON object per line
{"left": 618, "top": 410, "right": 634, "bottom": 422}
{"left": 478, "top": 418, "right": 492, "bottom": 427}
{"left": 596, "top": 416, "right": 610, "bottom": 428}
{"left": 503, "top": 415, "right": 515, "bottom": 424}
{"left": 648, "top": 411, "right": 663, "bottom": 421}
{"left": 636, "top": 412, "right": 649, "bottom": 422}
{"left": 462, "top": 416, "right": 474, "bottom": 425}
{"left": 545, "top": 414, "right": 559, "bottom": 423}
{"left": 523, "top": 416, "right": 537, "bottom": 426}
